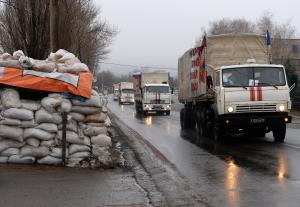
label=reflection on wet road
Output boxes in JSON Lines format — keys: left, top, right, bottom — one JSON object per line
{"left": 108, "top": 97, "right": 300, "bottom": 207}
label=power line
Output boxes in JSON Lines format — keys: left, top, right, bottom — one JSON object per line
{"left": 99, "top": 61, "right": 177, "bottom": 70}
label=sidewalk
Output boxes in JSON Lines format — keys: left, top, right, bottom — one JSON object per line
{"left": 0, "top": 124, "right": 166, "bottom": 207}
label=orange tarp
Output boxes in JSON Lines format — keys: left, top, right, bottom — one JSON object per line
{"left": 0, "top": 67, "right": 93, "bottom": 98}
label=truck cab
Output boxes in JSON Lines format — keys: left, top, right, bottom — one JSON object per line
{"left": 119, "top": 88, "right": 135, "bottom": 104}
{"left": 212, "top": 63, "right": 292, "bottom": 141}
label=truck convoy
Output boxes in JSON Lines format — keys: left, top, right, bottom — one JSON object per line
{"left": 134, "top": 72, "right": 171, "bottom": 115}
{"left": 118, "top": 82, "right": 135, "bottom": 104}
{"left": 113, "top": 83, "right": 119, "bottom": 101}
{"left": 178, "top": 33, "right": 292, "bottom": 142}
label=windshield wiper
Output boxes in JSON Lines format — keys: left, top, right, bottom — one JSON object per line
{"left": 257, "top": 82, "right": 278, "bottom": 89}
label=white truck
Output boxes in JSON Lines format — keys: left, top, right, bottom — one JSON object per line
{"left": 113, "top": 83, "right": 119, "bottom": 101}
{"left": 118, "top": 82, "right": 135, "bottom": 104}
{"left": 134, "top": 72, "right": 171, "bottom": 115}
{"left": 178, "top": 33, "right": 292, "bottom": 142}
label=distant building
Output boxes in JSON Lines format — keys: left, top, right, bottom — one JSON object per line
{"left": 272, "top": 39, "right": 300, "bottom": 78}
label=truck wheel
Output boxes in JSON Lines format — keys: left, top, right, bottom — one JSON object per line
{"left": 180, "top": 109, "right": 185, "bottom": 128}
{"left": 196, "top": 110, "right": 208, "bottom": 137}
{"left": 273, "top": 124, "right": 286, "bottom": 142}
{"left": 213, "top": 124, "right": 223, "bottom": 141}
{"left": 166, "top": 111, "right": 170, "bottom": 116}
{"left": 143, "top": 111, "right": 148, "bottom": 116}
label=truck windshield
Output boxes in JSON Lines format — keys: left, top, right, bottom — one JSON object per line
{"left": 146, "top": 86, "right": 169, "bottom": 93}
{"left": 222, "top": 67, "right": 286, "bottom": 87}
{"left": 121, "top": 89, "right": 135, "bottom": 93}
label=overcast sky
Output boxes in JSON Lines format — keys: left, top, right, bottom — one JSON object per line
{"left": 95, "top": 0, "right": 299, "bottom": 76}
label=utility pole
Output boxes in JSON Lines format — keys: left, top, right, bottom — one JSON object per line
{"left": 49, "top": 0, "right": 58, "bottom": 52}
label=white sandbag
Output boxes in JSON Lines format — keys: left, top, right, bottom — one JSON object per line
{"left": 0, "top": 60, "right": 22, "bottom": 68}
{"left": 70, "top": 112, "right": 85, "bottom": 122}
{"left": 57, "top": 52, "right": 76, "bottom": 63}
{"left": 8, "top": 155, "right": 35, "bottom": 164}
{"left": 26, "top": 138, "right": 40, "bottom": 147}
{"left": 57, "top": 63, "right": 89, "bottom": 74}
{"left": 91, "top": 134, "right": 112, "bottom": 147}
{"left": 58, "top": 119, "right": 77, "bottom": 132}
{"left": 13, "top": 50, "right": 25, "bottom": 59}
{"left": 87, "top": 122, "right": 105, "bottom": 127}
{"left": 21, "top": 99, "right": 41, "bottom": 111}
{"left": 69, "top": 151, "right": 90, "bottom": 158}
{"left": 84, "top": 112, "right": 107, "bottom": 123}
{"left": 40, "top": 140, "right": 55, "bottom": 147}
{"left": 83, "top": 126, "right": 107, "bottom": 137}
{"left": 69, "top": 144, "right": 90, "bottom": 155}
{"left": 19, "top": 56, "right": 33, "bottom": 68}
{"left": 0, "top": 53, "right": 13, "bottom": 60}
{"left": 67, "top": 157, "right": 84, "bottom": 167}
{"left": 104, "top": 116, "right": 112, "bottom": 127}
{"left": 32, "top": 60, "right": 56, "bottom": 73}
{"left": 1, "top": 148, "right": 19, "bottom": 156}
{"left": 72, "top": 91, "right": 102, "bottom": 107}
{"left": 92, "top": 147, "right": 112, "bottom": 166}
{"left": 0, "top": 118, "right": 21, "bottom": 126}
{"left": 35, "top": 123, "right": 58, "bottom": 133}
{"left": 0, "top": 139, "right": 24, "bottom": 153}
{"left": 20, "top": 120, "right": 38, "bottom": 128}
{"left": 54, "top": 49, "right": 68, "bottom": 60}
{"left": 102, "top": 106, "right": 108, "bottom": 113}
{"left": 35, "top": 108, "right": 62, "bottom": 124}
{"left": 50, "top": 147, "right": 68, "bottom": 158}
{"left": 0, "top": 125, "right": 23, "bottom": 142}
{"left": 1, "top": 88, "right": 21, "bottom": 109}
{"left": 56, "top": 131, "right": 90, "bottom": 146}
{"left": 38, "top": 156, "right": 61, "bottom": 165}
{"left": 20, "top": 145, "right": 50, "bottom": 158}
{"left": 3, "top": 108, "right": 34, "bottom": 121}
{"left": 71, "top": 105, "right": 101, "bottom": 115}
{"left": 47, "top": 93, "right": 64, "bottom": 98}
{"left": 60, "top": 99, "right": 72, "bottom": 112}
{"left": 0, "top": 156, "right": 8, "bottom": 163}
{"left": 41, "top": 97, "right": 63, "bottom": 113}
{"left": 24, "top": 128, "right": 55, "bottom": 141}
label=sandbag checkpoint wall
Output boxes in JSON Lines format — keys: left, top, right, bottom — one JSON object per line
{"left": 0, "top": 88, "right": 112, "bottom": 167}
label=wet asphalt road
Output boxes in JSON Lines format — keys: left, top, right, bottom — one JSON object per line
{"left": 108, "top": 97, "right": 300, "bottom": 207}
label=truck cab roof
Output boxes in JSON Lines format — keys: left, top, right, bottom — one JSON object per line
{"left": 144, "top": 83, "right": 169, "bottom": 87}
{"left": 220, "top": 64, "right": 284, "bottom": 70}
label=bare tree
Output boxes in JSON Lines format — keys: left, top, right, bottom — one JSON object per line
{"left": 208, "top": 18, "right": 255, "bottom": 35}
{"left": 0, "top": 0, "right": 117, "bottom": 70}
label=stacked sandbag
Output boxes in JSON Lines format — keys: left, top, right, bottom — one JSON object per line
{"left": 0, "top": 49, "right": 89, "bottom": 75}
{"left": 0, "top": 87, "right": 114, "bottom": 168}
{"left": 0, "top": 88, "right": 36, "bottom": 164}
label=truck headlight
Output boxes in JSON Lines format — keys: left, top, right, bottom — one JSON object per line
{"left": 227, "top": 106, "right": 234, "bottom": 113}
{"left": 279, "top": 105, "right": 285, "bottom": 112}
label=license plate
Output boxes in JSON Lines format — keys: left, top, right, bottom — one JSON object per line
{"left": 250, "top": 118, "right": 265, "bottom": 124}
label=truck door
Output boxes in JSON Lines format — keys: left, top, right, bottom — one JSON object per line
{"left": 213, "top": 71, "right": 222, "bottom": 114}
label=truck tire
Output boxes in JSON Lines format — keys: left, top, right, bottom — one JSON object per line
{"left": 166, "top": 111, "right": 170, "bottom": 116}
{"left": 213, "top": 123, "right": 223, "bottom": 141}
{"left": 180, "top": 108, "right": 195, "bottom": 129}
{"left": 196, "top": 110, "right": 208, "bottom": 137}
{"left": 273, "top": 124, "right": 286, "bottom": 142}
{"left": 143, "top": 111, "right": 148, "bottom": 116}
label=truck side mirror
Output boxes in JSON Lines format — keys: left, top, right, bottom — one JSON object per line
{"left": 206, "top": 75, "right": 213, "bottom": 89}
{"left": 171, "top": 87, "right": 174, "bottom": 94}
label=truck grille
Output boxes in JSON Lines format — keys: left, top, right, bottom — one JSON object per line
{"left": 236, "top": 104, "right": 277, "bottom": 113}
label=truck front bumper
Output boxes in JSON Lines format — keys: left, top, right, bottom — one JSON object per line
{"left": 218, "top": 112, "right": 292, "bottom": 128}
{"left": 143, "top": 104, "right": 171, "bottom": 112}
